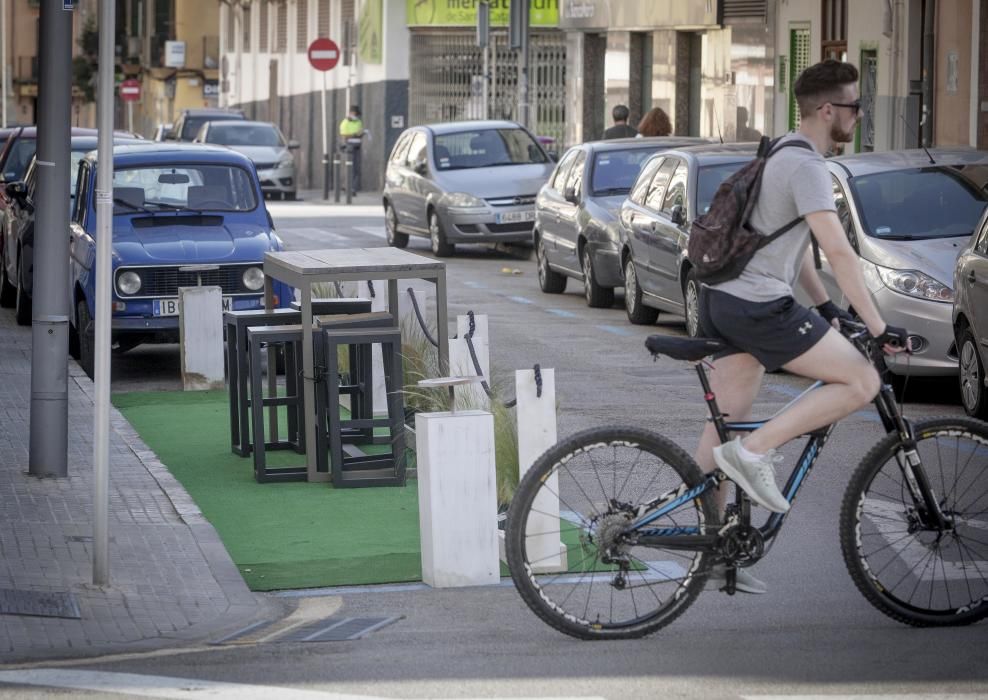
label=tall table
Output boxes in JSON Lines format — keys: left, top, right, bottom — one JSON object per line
{"left": 263, "top": 248, "right": 449, "bottom": 482}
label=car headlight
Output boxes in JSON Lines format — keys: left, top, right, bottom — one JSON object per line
{"left": 875, "top": 264, "right": 953, "bottom": 303}
{"left": 443, "top": 192, "right": 486, "bottom": 209}
{"left": 242, "top": 266, "right": 265, "bottom": 291}
{"left": 278, "top": 156, "right": 294, "bottom": 169}
{"left": 116, "top": 270, "right": 141, "bottom": 296}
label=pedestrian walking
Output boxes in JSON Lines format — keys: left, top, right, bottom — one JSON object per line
{"left": 603, "top": 104, "right": 637, "bottom": 139}
{"left": 636, "top": 106, "right": 673, "bottom": 137}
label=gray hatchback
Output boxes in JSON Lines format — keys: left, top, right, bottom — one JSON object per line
{"left": 382, "top": 120, "right": 555, "bottom": 257}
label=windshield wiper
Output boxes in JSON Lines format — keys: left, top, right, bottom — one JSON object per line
{"left": 113, "top": 197, "right": 151, "bottom": 213}
{"left": 146, "top": 201, "right": 208, "bottom": 215}
{"left": 593, "top": 187, "right": 631, "bottom": 196}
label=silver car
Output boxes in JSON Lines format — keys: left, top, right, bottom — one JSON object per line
{"left": 953, "top": 209, "right": 988, "bottom": 417}
{"left": 194, "top": 120, "right": 299, "bottom": 200}
{"left": 815, "top": 149, "right": 988, "bottom": 380}
{"left": 383, "top": 120, "right": 555, "bottom": 257}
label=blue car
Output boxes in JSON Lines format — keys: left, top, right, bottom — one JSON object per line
{"left": 69, "top": 143, "right": 292, "bottom": 377}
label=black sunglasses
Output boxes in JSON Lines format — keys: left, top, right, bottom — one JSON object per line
{"left": 818, "top": 99, "right": 862, "bottom": 113}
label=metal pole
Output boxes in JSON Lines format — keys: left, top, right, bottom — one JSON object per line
{"left": 321, "top": 70, "right": 329, "bottom": 200}
{"left": 28, "top": 0, "right": 72, "bottom": 479}
{"left": 518, "top": 5, "right": 530, "bottom": 129}
{"left": 1, "top": 0, "right": 7, "bottom": 128}
{"left": 127, "top": 100, "right": 133, "bottom": 135}
{"left": 92, "top": 0, "right": 116, "bottom": 586}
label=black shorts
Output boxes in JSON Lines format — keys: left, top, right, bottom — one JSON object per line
{"left": 698, "top": 287, "right": 831, "bottom": 372}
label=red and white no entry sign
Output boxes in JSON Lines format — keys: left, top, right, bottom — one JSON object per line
{"left": 119, "top": 79, "right": 141, "bottom": 102}
{"left": 307, "top": 37, "right": 340, "bottom": 72}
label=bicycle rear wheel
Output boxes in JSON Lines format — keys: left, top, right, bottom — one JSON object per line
{"left": 840, "top": 416, "right": 988, "bottom": 626}
{"left": 505, "top": 426, "right": 717, "bottom": 640}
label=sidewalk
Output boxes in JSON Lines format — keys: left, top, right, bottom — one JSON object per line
{"left": 290, "top": 188, "right": 382, "bottom": 208}
{"left": 0, "top": 308, "right": 285, "bottom": 664}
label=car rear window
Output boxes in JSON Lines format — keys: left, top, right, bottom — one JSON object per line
{"left": 2, "top": 138, "right": 37, "bottom": 181}
{"left": 206, "top": 123, "right": 284, "bottom": 147}
{"left": 849, "top": 166, "right": 988, "bottom": 240}
{"left": 590, "top": 148, "right": 662, "bottom": 196}
{"left": 433, "top": 128, "right": 547, "bottom": 170}
{"left": 697, "top": 161, "right": 751, "bottom": 215}
{"left": 112, "top": 164, "right": 258, "bottom": 212}
{"left": 181, "top": 114, "right": 244, "bottom": 141}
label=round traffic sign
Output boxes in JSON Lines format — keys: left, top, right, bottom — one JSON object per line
{"left": 119, "top": 78, "right": 141, "bottom": 102}
{"left": 308, "top": 38, "right": 340, "bottom": 72}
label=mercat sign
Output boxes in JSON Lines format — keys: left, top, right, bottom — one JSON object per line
{"left": 407, "top": 0, "right": 559, "bottom": 27}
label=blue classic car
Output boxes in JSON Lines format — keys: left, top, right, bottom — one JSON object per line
{"left": 69, "top": 143, "right": 292, "bottom": 377}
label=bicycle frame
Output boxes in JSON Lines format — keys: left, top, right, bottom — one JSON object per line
{"left": 628, "top": 342, "right": 952, "bottom": 553}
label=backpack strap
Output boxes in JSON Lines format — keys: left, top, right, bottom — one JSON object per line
{"left": 753, "top": 137, "right": 815, "bottom": 246}
{"left": 767, "top": 138, "right": 814, "bottom": 157}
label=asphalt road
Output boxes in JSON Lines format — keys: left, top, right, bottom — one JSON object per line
{"left": 57, "top": 196, "right": 987, "bottom": 700}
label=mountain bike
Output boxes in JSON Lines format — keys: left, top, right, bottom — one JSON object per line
{"left": 505, "top": 321, "right": 988, "bottom": 639}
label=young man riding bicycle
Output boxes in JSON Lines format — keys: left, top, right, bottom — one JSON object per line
{"left": 695, "top": 59, "right": 908, "bottom": 593}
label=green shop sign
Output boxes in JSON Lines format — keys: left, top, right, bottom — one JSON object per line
{"left": 407, "top": 0, "right": 559, "bottom": 27}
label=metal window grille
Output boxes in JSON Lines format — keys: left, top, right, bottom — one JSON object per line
{"left": 721, "top": 0, "right": 767, "bottom": 21}
{"left": 341, "top": 0, "right": 354, "bottom": 24}
{"left": 275, "top": 1, "right": 287, "bottom": 52}
{"left": 243, "top": 6, "right": 251, "bottom": 52}
{"left": 822, "top": 0, "right": 847, "bottom": 60}
{"left": 226, "top": 4, "right": 236, "bottom": 53}
{"left": 296, "top": 0, "right": 309, "bottom": 52}
{"left": 318, "top": 0, "right": 330, "bottom": 37}
{"left": 259, "top": 0, "right": 269, "bottom": 52}
{"left": 858, "top": 51, "right": 878, "bottom": 152}
{"left": 788, "top": 27, "right": 810, "bottom": 130}
{"left": 408, "top": 30, "right": 567, "bottom": 146}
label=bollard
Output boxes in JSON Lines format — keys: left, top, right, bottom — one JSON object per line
{"left": 416, "top": 377, "right": 499, "bottom": 587}
{"left": 333, "top": 157, "right": 341, "bottom": 203}
{"left": 344, "top": 155, "right": 352, "bottom": 205}
{"left": 178, "top": 286, "right": 225, "bottom": 391}
{"left": 501, "top": 367, "right": 567, "bottom": 571}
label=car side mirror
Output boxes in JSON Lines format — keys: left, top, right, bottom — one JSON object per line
{"left": 670, "top": 204, "right": 686, "bottom": 226}
{"left": 564, "top": 186, "right": 578, "bottom": 204}
{"left": 287, "top": 140, "right": 300, "bottom": 150}
{"left": 413, "top": 158, "right": 428, "bottom": 175}
{"left": 5, "top": 181, "right": 26, "bottom": 199}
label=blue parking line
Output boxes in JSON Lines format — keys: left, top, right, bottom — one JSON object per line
{"left": 545, "top": 308, "right": 577, "bottom": 318}
{"left": 597, "top": 324, "right": 634, "bottom": 337}
{"left": 463, "top": 280, "right": 487, "bottom": 289}
{"left": 508, "top": 296, "right": 535, "bottom": 305}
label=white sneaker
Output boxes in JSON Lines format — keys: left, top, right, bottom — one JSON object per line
{"left": 713, "top": 437, "right": 790, "bottom": 514}
{"left": 705, "top": 565, "right": 767, "bottom": 594}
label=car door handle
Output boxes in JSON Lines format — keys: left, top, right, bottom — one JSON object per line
{"left": 649, "top": 222, "right": 659, "bottom": 233}
{"left": 969, "top": 271, "right": 977, "bottom": 284}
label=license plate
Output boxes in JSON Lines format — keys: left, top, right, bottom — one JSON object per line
{"left": 153, "top": 296, "right": 234, "bottom": 316}
{"left": 495, "top": 210, "right": 535, "bottom": 224}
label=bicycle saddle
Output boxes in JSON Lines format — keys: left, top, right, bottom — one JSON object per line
{"left": 645, "top": 335, "right": 728, "bottom": 362}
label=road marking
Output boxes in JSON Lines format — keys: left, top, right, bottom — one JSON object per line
{"left": 597, "top": 324, "right": 633, "bottom": 336}
{"left": 354, "top": 226, "right": 386, "bottom": 239}
{"left": 545, "top": 308, "right": 577, "bottom": 318}
{"left": 508, "top": 296, "right": 535, "bottom": 305}
{"left": 463, "top": 280, "right": 488, "bottom": 289}
{"left": 0, "top": 670, "right": 606, "bottom": 700}
{"left": 741, "top": 695, "right": 988, "bottom": 699}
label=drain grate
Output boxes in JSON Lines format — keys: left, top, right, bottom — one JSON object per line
{"left": 0, "top": 588, "right": 81, "bottom": 619}
{"left": 279, "top": 616, "right": 403, "bottom": 643}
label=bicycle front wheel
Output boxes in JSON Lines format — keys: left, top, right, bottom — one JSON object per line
{"left": 840, "top": 416, "right": 988, "bottom": 626}
{"left": 505, "top": 426, "right": 717, "bottom": 640}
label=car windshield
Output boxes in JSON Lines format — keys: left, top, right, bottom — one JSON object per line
{"left": 697, "top": 161, "right": 751, "bottom": 215}
{"left": 205, "top": 123, "right": 284, "bottom": 147}
{"left": 590, "top": 148, "right": 662, "bottom": 195}
{"left": 849, "top": 167, "right": 988, "bottom": 240}
{"left": 2, "top": 138, "right": 37, "bottom": 181}
{"left": 181, "top": 115, "right": 241, "bottom": 141}
{"left": 111, "top": 164, "right": 258, "bottom": 212}
{"left": 433, "top": 128, "right": 547, "bottom": 170}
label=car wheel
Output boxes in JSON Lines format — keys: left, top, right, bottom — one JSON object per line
{"left": 582, "top": 245, "right": 614, "bottom": 308}
{"left": 958, "top": 326, "right": 988, "bottom": 418}
{"left": 0, "top": 251, "right": 15, "bottom": 308}
{"left": 683, "top": 269, "right": 701, "bottom": 338}
{"left": 536, "top": 236, "right": 566, "bottom": 294}
{"left": 624, "top": 257, "right": 658, "bottom": 325}
{"left": 429, "top": 211, "right": 454, "bottom": 257}
{"left": 77, "top": 299, "right": 95, "bottom": 380}
{"left": 385, "top": 203, "right": 409, "bottom": 248}
{"left": 14, "top": 256, "right": 31, "bottom": 326}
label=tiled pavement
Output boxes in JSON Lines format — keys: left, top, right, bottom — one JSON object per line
{"left": 0, "top": 308, "right": 284, "bottom": 663}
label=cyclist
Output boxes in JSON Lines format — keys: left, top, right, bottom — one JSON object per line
{"left": 694, "top": 59, "right": 907, "bottom": 593}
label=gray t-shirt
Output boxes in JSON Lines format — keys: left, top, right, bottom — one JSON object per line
{"left": 712, "top": 133, "right": 835, "bottom": 302}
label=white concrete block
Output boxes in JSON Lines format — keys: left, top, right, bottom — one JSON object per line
{"left": 515, "top": 368, "right": 566, "bottom": 572}
{"left": 416, "top": 410, "right": 499, "bottom": 588}
{"left": 179, "top": 286, "right": 225, "bottom": 391}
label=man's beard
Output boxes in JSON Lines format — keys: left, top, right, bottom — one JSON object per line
{"left": 830, "top": 121, "right": 856, "bottom": 144}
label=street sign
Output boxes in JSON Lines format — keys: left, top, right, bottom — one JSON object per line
{"left": 164, "top": 40, "right": 186, "bottom": 68}
{"left": 119, "top": 79, "right": 141, "bottom": 102}
{"left": 307, "top": 38, "right": 340, "bottom": 72}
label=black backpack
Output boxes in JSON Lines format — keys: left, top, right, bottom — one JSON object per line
{"left": 687, "top": 136, "right": 814, "bottom": 284}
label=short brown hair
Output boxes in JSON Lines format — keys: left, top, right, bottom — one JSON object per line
{"left": 637, "top": 107, "right": 672, "bottom": 137}
{"left": 794, "top": 59, "right": 859, "bottom": 118}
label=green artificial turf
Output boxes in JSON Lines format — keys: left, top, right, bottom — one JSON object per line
{"left": 113, "top": 390, "right": 422, "bottom": 591}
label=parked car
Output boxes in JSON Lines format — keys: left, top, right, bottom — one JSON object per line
{"left": 152, "top": 122, "right": 173, "bottom": 142}
{"left": 953, "top": 209, "right": 988, "bottom": 417}
{"left": 194, "top": 120, "right": 300, "bottom": 200}
{"left": 816, "top": 149, "right": 988, "bottom": 381}
{"left": 535, "top": 136, "right": 711, "bottom": 307}
{"left": 618, "top": 143, "right": 758, "bottom": 334}
{"left": 168, "top": 108, "right": 246, "bottom": 142}
{"left": 382, "top": 120, "right": 555, "bottom": 257}
{"left": 66, "top": 143, "right": 293, "bottom": 377}
{"left": 0, "top": 132, "right": 142, "bottom": 323}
